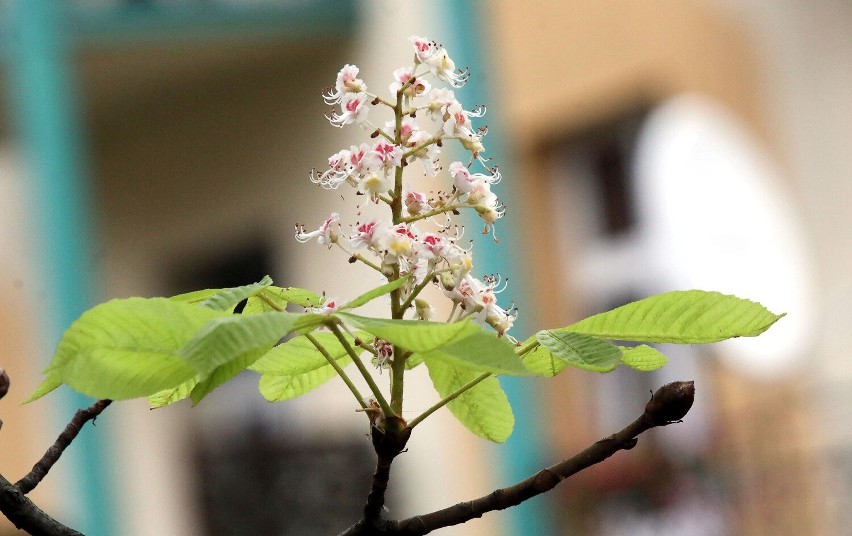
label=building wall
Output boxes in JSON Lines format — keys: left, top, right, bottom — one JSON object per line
{"left": 486, "top": 0, "right": 829, "bottom": 534}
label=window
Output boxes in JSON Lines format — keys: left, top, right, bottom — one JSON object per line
{"left": 167, "top": 241, "right": 376, "bottom": 535}
{"left": 545, "top": 108, "right": 723, "bottom": 536}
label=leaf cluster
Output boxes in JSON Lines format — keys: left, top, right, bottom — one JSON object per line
{"left": 29, "top": 278, "right": 783, "bottom": 443}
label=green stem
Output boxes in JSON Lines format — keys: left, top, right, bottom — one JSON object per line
{"left": 400, "top": 203, "right": 471, "bottom": 224}
{"left": 516, "top": 339, "right": 540, "bottom": 359}
{"left": 389, "top": 88, "right": 407, "bottom": 416}
{"left": 408, "top": 372, "right": 492, "bottom": 429}
{"left": 257, "top": 292, "right": 284, "bottom": 312}
{"left": 374, "top": 128, "right": 395, "bottom": 143}
{"left": 328, "top": 322, "right": 394, "bottom": 417}
{"left": 398, "top": 273, "right": 437, "bottom": 314}
{"left": 304, "top": 332, "right": 368, "bottom": 410}
{"left": 402, "top": 136, "right": 440, "bottom": 160}
{"left": 335, "top": 243, "right": 383, "bottom": 273}
{"left": 408, "top": 336, "right": 537, "bottom": 428}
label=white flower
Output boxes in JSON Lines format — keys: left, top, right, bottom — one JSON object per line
{"left": 405, "top": 130, "right": 440, "bottom": 175}
{"left": 426, "top": 88, "right": 458, "bottom": 121}
{"left": 358, "top": 174, "right": 394, "bottom": 201}
{"left": 310, "top": 149, "right": 351, "bottom": 189}
{"left": 350, "top": 220, "right": 386, "bottom": 251}
{"left": 450, "top": 162, "right": 500, "bottom": 203}
{"left": 328, "top": 93, "right": 370, "bottom": 128}
{"left": 347, "top": 143, "right": 375, "bottom": 177}
{"left": 409, "top": 36, "right": 468, "bottom": 87}
{"left": 410, "top": 35, "right": 440, "bottom": 63}
{"left": 323, "top": 64, "right": 367, "bottom": 104}
{"left": 404, "top": 191, "right": 431, "bottom": 216}
{"left": 368, "top": 141, "right": 403, "bottom": 172}
{"left": 310, "top": 297, "right": 340, "bottom": 315}
{"left": 384, "top": 224, "right": 415, "bottom": 259}
{"left": 389, "top": 66, "right": 431, "bottom": 98}
{"left": 295, "top": 213, "right": 340, "bottom": 247}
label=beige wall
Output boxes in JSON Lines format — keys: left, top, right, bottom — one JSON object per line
{"left": 487, "top": 1, "right": 827, "bottom": 534}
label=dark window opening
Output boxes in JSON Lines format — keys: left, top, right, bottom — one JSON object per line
{"left": 165, "top": 239, "right": 376, "bottom": 535}
{"left": 551, "top": 109, "right": 648, "bottom": 238}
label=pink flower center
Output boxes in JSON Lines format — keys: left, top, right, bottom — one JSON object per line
{"left": 346, "top": 98, "right": 361, "bottom": 112}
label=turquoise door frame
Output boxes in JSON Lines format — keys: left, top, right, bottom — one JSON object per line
{"left": 442, "top": 2, "right": 555, "bottom": 534}
{"left": 0, "top": 1, "right": 355, "bottom": 534}
{"left": 4, "top": 1, "right": 116, "bottom": 534}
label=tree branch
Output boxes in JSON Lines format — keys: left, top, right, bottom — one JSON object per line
{"left": 0, "top": 473, "right": 83, "bottom": 536}
{"left": 339, "top": 381, "right": 695, "bottom": 536}
{"left": 0, "top": 375, "right": 103, "bottom": 535}
{"left": 16, "top": 399, "right": 112, "bottom": 495}
{"left": 348, "top": 415, "right": 412, "bottom": 536}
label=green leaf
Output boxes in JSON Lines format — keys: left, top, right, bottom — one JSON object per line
{"left": 338, "top": 314, "right": 479, "bottom": 353}
{"left": 169, "top": 288, "right": 224, "bottom": 306}
{"left": 35, "top": 298, "right": 227, "bottom": 401}
{"left": 276, "top": 287, "right": 324, "bottom": 308}
{"left": 418, "top": 329, "right": 532, "bottom": 376}
{"left": 148, "top": 378, "right": 198, "bottom": 409}
{"left": 425, "top": 359, "right": 514, "bottom": 442}
{"left": 520, "top": 341, "right": 569, "bottom": 377}
{"left": 536, "top": 330, "right": 623, "bottom": 373}
{"left": 340, "top": 275, "right": 411, "bottom": 311}
{"left": 258, "top": 358, "right": 352, "bottom": 402}
{"left": 619, "top": 345, "right": 668, "bottom": 371}
{"left": 200, "top": 276, "right": 273, "bottom": 312}
{"left": 567, "top": 290, "right": 784, "bottom": 343}
{"left": 25, "top": 375, "right": 63, "bottom": 403}
{"left": 405, "top": 353, "right": 424, "bottom": 370}
{"left": 250, "top": 332, "right": 365, "bottom": 375}
{"left": 190, "top": 347, "right": 267, "bottom": 405}
{"left": 179, "top": 311, "right": 308, "bottom": 376}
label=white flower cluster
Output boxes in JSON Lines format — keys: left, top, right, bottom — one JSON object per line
{"left": 298, "top": 36, "right": 517, "bottom": 340}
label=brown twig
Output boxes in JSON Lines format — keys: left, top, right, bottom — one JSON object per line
{"left": 339, "top": 381, "right": 695, "bottom": 536}
{"left": 0, "top": 473, "right": 83, "bottom": 536}
{"left": 363, "top": 416, "right": 411, "bottom": 523}
{"left": 16, "top": 399, "right": 112, "bottom": 495}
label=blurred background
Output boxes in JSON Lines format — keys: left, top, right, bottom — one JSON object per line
{"left": 0, "top": 0, "right": 850, "bottom": 534}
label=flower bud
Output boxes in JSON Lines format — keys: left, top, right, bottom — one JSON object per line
{"left": 475, "top": 205, "right": 500, "bottom": 224}
{"left": 439, "top": 271, "right": 459, "bottom": 291}
{"left": 0, "top": 368, "right": 9, "bottom": 400}
{"left": 645, "top": 381, "right": 695, "bottom": 425}
{"left": 414, "top": 299, "right": 433, "bottom": 321}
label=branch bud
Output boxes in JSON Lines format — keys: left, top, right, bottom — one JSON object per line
{"left": 644, "top": 381, "right": 695, "bottom": 425}
{"left": 0, "top": 368, "right": 9, "bottom": 400}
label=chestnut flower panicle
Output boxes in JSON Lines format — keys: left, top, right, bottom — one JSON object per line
{"left": 300, "top": 36, "right": 515, "bottom": 339}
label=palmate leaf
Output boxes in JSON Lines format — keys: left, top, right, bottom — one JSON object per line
{"left": 536, "top": 330, "right": 623, "bottom": 373}
{"left": 200, "top": 276, "right": 273, "bottom": 312}
{"left": 521, "top": 343, "right": 570, "bottom": 378}
{"left": 567, "top": 290, "right": 784, "bottom": 343}
{"left": 151, "top": 312, "right": 330, "bottom": 407}
{"left": 179, "top": 311, "right": 325, "bottom": 376}
{"left": 425, "top": 359, "right": 514, "bottom": 443}
{"left": 189, "top": 347, "right": 269, "bottom": 405}
{"left": 168, "top": 288, "right": 223, "bottom": 306}
{"left": 148, "top": 378, "right": 198, "bottom": 409}
{"left": 250, "top": 332, "right": 366, "bottom": 375}
{"left": 258, "top": 360, "right": 351, "bottom": 402}
{"left": 339, "top": 275, "right": 411, "bottom": 311}
{"left": 253, "top": 332, "right": 363, "bottom": 402}
{"left": 338, "top": 313, "right": 479, "bottom": 353}
{"left": 417, "top": 330, "right": 532, "bottom": 376}
{"left": 619, "top": 345, "right": 668, "bottom": 371}
{"left": 30, "top": 298, "right": 227, "bottom": 401}
{"left": 243, "top": 286, "right": 324, "bottom": 314}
